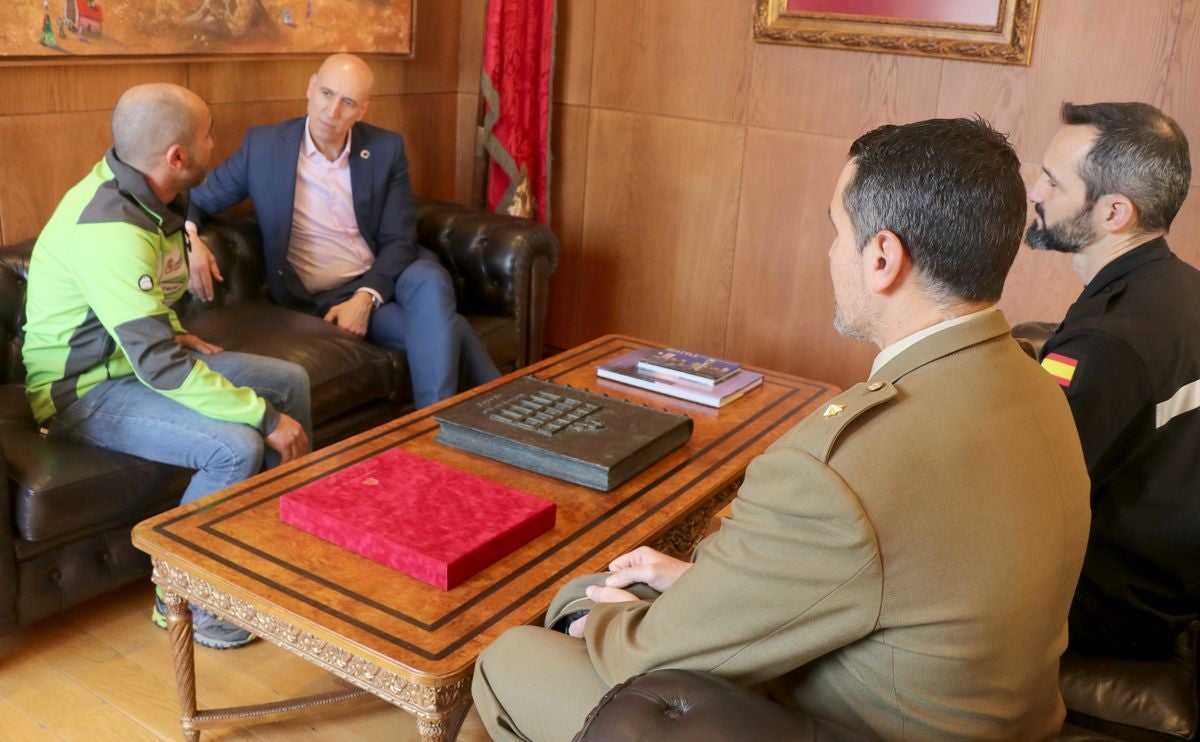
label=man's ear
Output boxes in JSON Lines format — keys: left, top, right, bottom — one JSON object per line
{"left": 864, "top": 229, "right": 908, "bottom": 294}
{"left": 1096, "top": 193, "right": 1138, "bottom": 234}
{"left": 164, "top": 142, "right": 187, "bottom": 172}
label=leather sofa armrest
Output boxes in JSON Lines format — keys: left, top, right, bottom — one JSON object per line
{"left": 415, "top": 200, "right": 559, "bottom": 367}
{"left": 573, "top": 670, "right": 815, "bottom": 742}
{"left": 0, "top": 240, "right": 33, "bottom": 385}
{"left": 0, "top": 431, "right": 17, "bottom": 634}
{"left": 1061, "top": 621, "right": 1200, "bottom": 741}
{"left": 573, "top": 669, "right": 1128, "bottom": 742}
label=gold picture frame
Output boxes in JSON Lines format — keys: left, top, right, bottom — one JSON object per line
{"left": 753, "top": 0, "right": 1039, "bottom": 66}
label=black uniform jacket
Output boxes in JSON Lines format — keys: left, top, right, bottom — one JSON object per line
{"left": 1041, "top": 237, "right": 1200, "bottom": 657}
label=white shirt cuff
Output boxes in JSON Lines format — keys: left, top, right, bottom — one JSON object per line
{"left": 355, "top": 287, "right": 384, "bottom": 309}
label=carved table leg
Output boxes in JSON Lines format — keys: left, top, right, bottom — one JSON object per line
{"left": 416, "top": 698, "right": 471, "bottom": 742}
{"left": 164, "top": 590, "right": 200, "bottom": 742}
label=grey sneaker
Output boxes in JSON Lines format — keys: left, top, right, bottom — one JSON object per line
{"left": 151, "top": 587, "right": 256, "bottom": 650}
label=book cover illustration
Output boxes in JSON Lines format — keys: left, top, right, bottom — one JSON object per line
{"left": 598, "top": 348, "right": 763, "bottom": 408}
{"left": 637, "top": 347, "right": 741, "bottom": 386}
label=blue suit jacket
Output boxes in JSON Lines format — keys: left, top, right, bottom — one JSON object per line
{"left": 188, "top": 117, "right": 418, "bottom": 312}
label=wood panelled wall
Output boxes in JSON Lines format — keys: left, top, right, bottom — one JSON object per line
{"left": 542, "top": 0, "right": 1200, "bottom": 389}
{"left": 7, "top": 1, "right": 1200, "bottom": 392}
{"left": 0, "top": 0, "right": 483, "bottom": 248}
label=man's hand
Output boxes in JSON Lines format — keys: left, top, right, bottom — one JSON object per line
{"left": 174, "top": 333, "right": 223, "bottom": 355}
{"left": 567, "top": 585, "right": 642, "bottom": 638}
{"left": 323, "top": 292, "right": 374, "bottom": 337}
{"left": 265, "top": 413, "right": 309, "bottom": 464}
{"left": 186, "top": 228, "right": 224, "bottom": 302}
{"left": 604, "top": 546, "right": 693, "bottom": 593}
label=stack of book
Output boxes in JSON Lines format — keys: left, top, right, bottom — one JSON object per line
{"left": 597, "top": 347, "right": 763, "bottom": 408}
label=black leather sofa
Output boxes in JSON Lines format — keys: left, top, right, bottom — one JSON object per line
{"left": 0, "top": 198, "right": 558, "bottom": 636}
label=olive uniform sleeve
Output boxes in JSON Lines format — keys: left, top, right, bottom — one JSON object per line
{"left": 582, "top": 445, "right": 884, "bottom": 686}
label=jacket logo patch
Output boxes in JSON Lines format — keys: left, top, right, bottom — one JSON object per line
{"left": 1041, "top": 352, "right": 1078, "bottom": 388}
{"left": 137, "top": 274, "right": 154, "bottom": 292}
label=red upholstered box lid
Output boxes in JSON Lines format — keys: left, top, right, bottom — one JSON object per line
{"left": 279, "top": 448, "right": 556, "bottom": 590}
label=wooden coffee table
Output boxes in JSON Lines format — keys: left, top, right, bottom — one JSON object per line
{"left": 132, "top": 335, "right": 838, "bottom": 741}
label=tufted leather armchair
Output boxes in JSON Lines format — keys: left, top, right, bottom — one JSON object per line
{"left": 0, "top": 198, "right": 557, "bottom": 636}
{"left": 573, "top": 670, "right": 1136, "bottom": 741}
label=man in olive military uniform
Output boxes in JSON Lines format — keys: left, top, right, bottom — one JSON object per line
{"left": 471, "top": 118, "right": 1091, "bottom": 741}
{"left": 1027, "top": 101, "right": 1200, "bottom": 659}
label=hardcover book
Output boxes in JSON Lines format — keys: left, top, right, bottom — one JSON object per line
{"left": 598, "top": 348, "right": 764, "bottom": 408}
{"left": 433, "top": 377, "right": 693, "bottom": 491}
{"left": 279, "top": 447, "right": 556, "bottom": 590}
{"left": 636, "top": 347, "right": 741, "bottom": 386}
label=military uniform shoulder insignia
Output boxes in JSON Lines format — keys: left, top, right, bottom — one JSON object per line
{"left": 785, "top": 380, "right": 898, "bottom": 463}
{"left": 1041, "top": 352, "right": 1079, "bottom": 389}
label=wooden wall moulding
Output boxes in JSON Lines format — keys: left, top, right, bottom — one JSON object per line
{"left": 1, "top": 0, "right": 414, "bottom": 63}
{"left": 754, "top": 0, "right": 1040, "bottom": 66}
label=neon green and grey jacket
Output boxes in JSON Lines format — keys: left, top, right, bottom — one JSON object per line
{"left": 22, "top": 150, "right": 278, "bottom": 434}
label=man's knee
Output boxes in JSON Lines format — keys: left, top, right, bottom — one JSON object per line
{"left": 395, "top": 259, "right": 456, "bottom": 309}
{"left": 260, "top": 357, "right": 311, "bottom": 394}
{"left": 205, "top": 425, "right": 265, "bottom": 480}
{"left": 472, "top": 626, "right": 545, "bottom": 738}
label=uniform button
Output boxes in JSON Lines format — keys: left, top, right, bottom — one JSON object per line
{"left": 50, "top": 569, "right": 62, "bottom": 582}
{"left": 866, "top": 382, "right": 884, "bottom": 392}
{"left": 277, "top": 270, "right": 284, "bottom": 276}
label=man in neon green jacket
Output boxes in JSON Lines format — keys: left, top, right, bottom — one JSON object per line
{"left": 21, "top": 83, "right": 311, "bottom": 649}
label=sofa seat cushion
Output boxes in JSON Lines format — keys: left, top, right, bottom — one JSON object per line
{"left": 1061, "top": 622, "right": 1199, "bottom": 741}
{"left": 183, "top": 301, "right": 402, "bottom": 424}
{"left": 0, "top": 384, "right": 192, "bottom": 543}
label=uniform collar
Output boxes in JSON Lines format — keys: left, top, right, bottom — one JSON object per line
{"left": 870, "top": 307, "right": 998, "bottom": 378}
{"left": 870, "top": 309, "right": 1013, "bottom": 384}
{"left": 104, "top": 148, "right": 187, "bottom": 235}
{"left": 1082, "top": 237, "right": 1170, "bottom": 299}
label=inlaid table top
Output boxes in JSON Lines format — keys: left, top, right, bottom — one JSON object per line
{"left": 132, "top": 334, "right": 839, "bottom": 740}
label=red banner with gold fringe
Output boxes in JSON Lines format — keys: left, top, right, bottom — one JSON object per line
{"left": 481, "top": 0, "right": 556, "bottom": 223}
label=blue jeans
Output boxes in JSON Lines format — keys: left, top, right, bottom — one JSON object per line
{"left": 48, "top": 352, "right": 312, "bottom": 505}
{"left": 367, "top": 249, "right": 500, "bottom": 408}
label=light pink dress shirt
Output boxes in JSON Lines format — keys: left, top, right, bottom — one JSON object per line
{"left": 288, "top": 118, "right": 381, "bottom": 304}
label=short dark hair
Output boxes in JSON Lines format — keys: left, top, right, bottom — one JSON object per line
{"left": 844, "top": 117, "right": 1026, "bottom": 304}
{"left": 1060, "top": 102, "right": 1191, "bottom": 233}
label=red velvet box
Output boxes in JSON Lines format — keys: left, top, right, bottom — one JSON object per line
{"left": 279, "top": 448, "right": 556, "bottom": 590}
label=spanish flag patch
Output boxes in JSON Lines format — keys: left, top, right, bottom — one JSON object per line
{"left": 1041, "top": 352, "right": 1078, "bottom": 388}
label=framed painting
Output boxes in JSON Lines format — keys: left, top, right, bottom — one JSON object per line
{"left": 754, "top": 0, "right": 1039, "bottom": 66}
{"left": 0, "top": 0, "right": 414, "bottom": 60}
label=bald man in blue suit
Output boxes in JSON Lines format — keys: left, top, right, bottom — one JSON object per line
{"left": 186, "top": 53, "right": 498, "bottom": 408}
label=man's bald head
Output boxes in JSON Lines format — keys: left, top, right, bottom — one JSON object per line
{"left": 305, "top": 54, "right": 375, "bottom": 158}
{"left": 316, "top": 53, "right": 375, "bottom": 98}
{"left": 112, "top": 83, "right": 209, "bottom": 171}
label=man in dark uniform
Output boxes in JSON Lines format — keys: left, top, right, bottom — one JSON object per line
{"left": 1028, "top": 101, "right": 1200, "bottom": 658}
